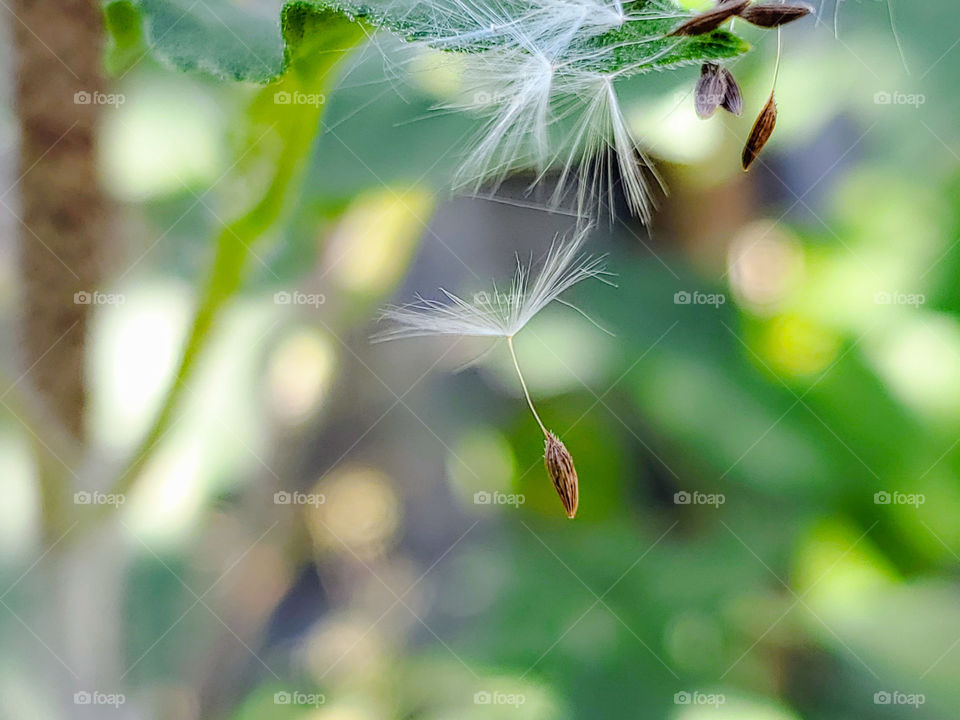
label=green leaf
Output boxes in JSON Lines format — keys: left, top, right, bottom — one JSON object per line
{"left": 100, "top": 0, "right": 350, "bottom": 82}
{"left": 103, "top": 0, "right": 147, "bottom": 75}
{"left": 575, "top": 23, "right": 750, "bottom": 75}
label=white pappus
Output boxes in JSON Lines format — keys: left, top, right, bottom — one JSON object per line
{"left": 361, "top": 0, "right": 695, "bottom": 222}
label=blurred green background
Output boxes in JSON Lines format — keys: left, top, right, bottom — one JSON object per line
{"left": 2, "top": 0, "right": 960, "bottom": 718}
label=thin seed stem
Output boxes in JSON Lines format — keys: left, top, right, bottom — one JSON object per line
{"left": 771, "top": 26, "right": 782, "bottom": 93}
{"left": 506, "top": 335, "right": 549, "bottom": 438}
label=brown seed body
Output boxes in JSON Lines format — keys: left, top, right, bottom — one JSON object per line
{"left": 695, "top": 63, "right": 726, "bottom": 119}
{"left": 720, "top": 68, "right": 743, "bottom": 116}
{"left": 696, "top": 63, "right": 744, "bottom": 118}
{"left": 739, "top": 2, "right": 813, "bottom": 28}
{"left": 544, "top": 432, "right": 579, "bottom": 519}
{"left": 669, "top": 0, "right": 750, "bottom": 36}
{"left": 742, "top": 92, "right": 777, "bottom": 170}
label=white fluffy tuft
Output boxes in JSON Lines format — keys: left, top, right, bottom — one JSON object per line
{"left": 373, "top": 229, "right": 612, "bottom": 341}
{"left": 371, "top": 0, "right": 688, "bottom": 222}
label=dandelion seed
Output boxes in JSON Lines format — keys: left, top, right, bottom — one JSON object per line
{"left": 375, "top": 231, "right": 609, "bottom": 518}
{"left": 695, "top": 63, "right": 727, "bottom": 118}
{"left": 739, "top": 2, "right": 814, "bottom": 28}
{"left": 668, "top": 0, "right": 749, "bottom": 36}
{"left": 720, "top": 69, "right": 743, "bottom": 116}
{"left": 742, "top": 91, "right": 777, "bottom": 169}
{"left": 695, "top": 63, "right": 742, "bottom": 119}
{"left": 544, "top": 432, "right": 579, "bottom": 518}
{"left": 742, "top": 25, "right": 782, "bottom": 170}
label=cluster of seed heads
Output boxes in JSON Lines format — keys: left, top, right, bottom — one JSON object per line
{"left": 675, "top": 0, "right": 813, "bottom": 170}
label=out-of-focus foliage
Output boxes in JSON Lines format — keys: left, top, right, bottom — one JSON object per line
{"left": 3, "top": 1, "right": 960, "bottom": 719}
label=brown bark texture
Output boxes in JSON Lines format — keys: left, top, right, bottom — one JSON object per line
{"left": 10, "top": 0, "right": 109, "bottom": 440}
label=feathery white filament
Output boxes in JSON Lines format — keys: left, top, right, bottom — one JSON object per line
{"left": 371, "top": 0, "right": 692, "bottom": 222}
{"left": 374, "top": 230, "right": 611, "bottom": 341}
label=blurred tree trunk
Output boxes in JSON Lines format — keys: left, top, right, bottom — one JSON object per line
{"left": 11, "top": 0, "right": 109, "bottom": 534}
{"left": 9, "top": 4, "right": 126, "bottom": 717}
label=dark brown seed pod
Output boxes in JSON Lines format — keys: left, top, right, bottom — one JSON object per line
{"left": 739, "top": 2, "right": 813, "bottom": 28}
{"left": 544, "top": 432, "right": 579, "bottom": 519}
{"left": 720, "top": 68, "right": 743, "bottom": 115}
{"left": 695, "top": 63, "right": 727, "bottom": 119}
{"left": 669, "top": 0, "right": 750, "bottom": 36}
{"left": 695, "top": 64, "right": 743, "bottom": 118}
{"left": 742, "top": 92, "right": 777, "bottom": 170}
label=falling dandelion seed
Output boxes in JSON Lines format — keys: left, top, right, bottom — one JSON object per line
{"left": 375, "top": 231, "right": 610, "bottom": 518}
